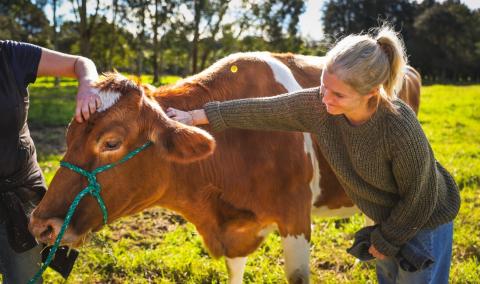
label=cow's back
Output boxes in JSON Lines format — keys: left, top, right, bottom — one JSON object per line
{"left": 156, "top": 53, "right": 320, "bottom": 236}
{"left": 199, "top": 52, "right": 355, "bottom": 218}
{"left": 398, "top": 66, "right": 421, "bottom": 114}
{"left": 155, "top": 52, "right": 421, "bottom": 226}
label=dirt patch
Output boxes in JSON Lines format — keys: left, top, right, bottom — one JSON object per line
{"left": 108, "top": 208, "right": 187, "bottom": 241}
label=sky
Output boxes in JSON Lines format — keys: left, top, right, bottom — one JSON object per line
{"left": 46, "top": 0, "right": 480, "bottom": 41}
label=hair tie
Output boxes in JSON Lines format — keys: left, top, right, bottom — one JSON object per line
{"left": 377, "top": 39, "right": 393, "bottom": 64}
{"left": 376, "top": 39, "right": 382, "bottom": 46}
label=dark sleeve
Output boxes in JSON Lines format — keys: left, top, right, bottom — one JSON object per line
{"left": 370, "top": 105, "right": 438, "bottom": 257}
{"left": 1, "top": 40, "right": 42, "bottom": 87}
{"left": 203, "top": 87, "right": 327, "bottom": 133}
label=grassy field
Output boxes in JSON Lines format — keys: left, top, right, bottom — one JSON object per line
{"left": 13, "top": 78, "right": 480, "bottom": 283}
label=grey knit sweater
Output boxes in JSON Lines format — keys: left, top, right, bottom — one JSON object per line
{"left": 203, "top": 87, "right": 460, "bottom": 257}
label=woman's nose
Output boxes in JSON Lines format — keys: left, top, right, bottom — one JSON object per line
{"left": 322, "top": 90, "right": 332, "bottom": 105}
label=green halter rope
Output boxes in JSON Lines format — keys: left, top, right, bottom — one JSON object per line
{"left": 29, "top": 141, "right": 152, "bottom": 283}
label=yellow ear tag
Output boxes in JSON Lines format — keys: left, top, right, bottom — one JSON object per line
{"left": 230, "top": 65, "right": 238, "bottom": 73}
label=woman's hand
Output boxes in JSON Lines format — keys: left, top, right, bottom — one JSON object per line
{"left": 166, "top": 107, "right": 194, "bottom": 125}
{"left": 75, "top": 79, "right": 101, "bottom": 123}
{"left": 369, "top": 245, "right": 386, "bottom": 260}
{"left": 37, "top": 48, "right": 100, "bottom": 123}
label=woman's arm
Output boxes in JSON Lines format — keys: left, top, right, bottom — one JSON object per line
{"left": 167, "top": 87, "right": 326, "bottom": 133}
{"left": 37, "top": 48, "right": 99, "bottom": 122}
{"left": 370, "top": 109, "right": 439, "bottom": 258}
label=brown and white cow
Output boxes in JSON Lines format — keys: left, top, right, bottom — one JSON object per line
{"left": 29, "top": 52, "right": 421, "bottom": 284}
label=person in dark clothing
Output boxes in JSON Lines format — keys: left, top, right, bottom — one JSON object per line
{"left": 0, "top": 40, "right": 99, "bottom": 283}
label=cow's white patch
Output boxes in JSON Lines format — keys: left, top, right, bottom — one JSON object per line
{"left": 294, "top": 55, "right": 325, "bottom": 69}
{"left": 257, "top": 224, "right": 278, "bottom": 238}
{"left": 225, "top": 257, "right": 247, "bottom": 284}
{"left": 191, "top": 52, "right": 304, "bottom": 93}
{"left": 253, "top": 52, "right": 303, "bottom": 93}
{"left": 281, "top": 234, "right": 310, "bottom": 283}
{"left": 303, "top": 133, "right": 322, "bottom": 206}
{"left": 97, "top": 89, "right": 121, "bottom": 112}
{"left": 311, "top": 205, "right": 360, "bottom": 218}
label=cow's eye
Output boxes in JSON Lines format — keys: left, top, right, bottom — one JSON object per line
{"left": 104, "top": 140, "right": 121, "bottom": 151}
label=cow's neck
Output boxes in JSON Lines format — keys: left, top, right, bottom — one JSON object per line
{"left": 156, "top": 181, "right": 227, "bottom": 257}
{"left": 155, "top": 79, "right": 225, "bottom": 111}
{"left": 154, "top": 163, "right": 264, "bottom": 258}
{"left": 157, "top": 162, "right": 220, "bottom": 219}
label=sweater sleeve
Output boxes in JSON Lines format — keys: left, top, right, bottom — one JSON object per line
{"left": 370, "top": 104, "right": 439, "bottom": 257}
{"left": 203, "top": 87, "right": 327, "bottom": 133}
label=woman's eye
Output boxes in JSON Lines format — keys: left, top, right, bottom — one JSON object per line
{"left": 334, "top": 92, "right": 343, "bottom": 98}
{"left": 104, "top": 141, "right": 121, "bottom": 150}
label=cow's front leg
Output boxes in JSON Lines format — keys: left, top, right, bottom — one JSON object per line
{"left": 225, "top": 256, "right": 247, "bottom": 284}
{"left": 281, "top": 234, "right": 310, "bottom": 284}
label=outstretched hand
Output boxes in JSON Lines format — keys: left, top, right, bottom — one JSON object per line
{"left": 166, "top": 107, "right": 194, "bottom": 125}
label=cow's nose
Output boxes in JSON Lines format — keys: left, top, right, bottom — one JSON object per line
{"left": 29, "top": 215, "right": 63, "bottom": 244}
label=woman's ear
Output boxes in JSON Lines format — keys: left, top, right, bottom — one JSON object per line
{"left": 367, "top": 86, "right": 381, "bottom": 99}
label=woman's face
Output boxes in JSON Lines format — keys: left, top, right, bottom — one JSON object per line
{"left": 320, "top": 70, "right": 373, "bottom": 115}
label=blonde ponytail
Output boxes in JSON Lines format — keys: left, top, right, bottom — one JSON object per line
{"left": 375, "top": 26, "right": 408, "bottom": 106}
{"left": 325, "top": 24, "right": 408, "bottom": 113}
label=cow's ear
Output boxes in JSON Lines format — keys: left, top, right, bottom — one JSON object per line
{"left": 160, "top": 123, "right": 216, "bottom": 163}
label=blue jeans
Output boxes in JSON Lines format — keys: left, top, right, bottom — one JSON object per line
{"left": 0, "top": 222, "right": 43, "bottom": 284}
{"left": 376, "top": 222, "right": 453, "bottom": 284}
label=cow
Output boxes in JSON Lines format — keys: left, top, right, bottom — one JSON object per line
{"left": 29, "top": 52, "right": 421, "bottom": 284}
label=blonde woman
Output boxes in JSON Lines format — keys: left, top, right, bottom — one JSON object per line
{"left": 167, "top": 26, "right": 460, "bottom": 284}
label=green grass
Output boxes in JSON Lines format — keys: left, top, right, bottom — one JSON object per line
{"left": 17, "top": 83, "right": 480, "bottom": 283}
{"left": 418, "top": 85, "right": 480, "bottom": 188}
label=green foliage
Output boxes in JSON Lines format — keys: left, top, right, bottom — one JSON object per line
{"left": 0, "top": 0, "right": 51, "bottom": 46}
{"left": 322, "top": 0, "right": 416, "bottom": 40}
{"left": 3, "top": 0, "right": 479, "bottom": 82}
{"left": 413, "top": 2, "right": 480, "bottom": 81}
{"left": 25, "top": 84, "right": 480, "bottom": 282}
{"left": 249, "top": 0, "right": 306, "bottom": 52}
{"left": 322, "top": 0, "right": 480, "bottom": 82}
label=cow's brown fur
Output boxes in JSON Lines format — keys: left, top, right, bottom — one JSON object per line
{"left": 30, "top": 52, "right": 421, "bottom": 281}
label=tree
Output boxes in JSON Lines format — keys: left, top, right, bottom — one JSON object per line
{"left": 322, "top": 0, "right": 416, "bottom": 42}
{"left": 473, "top": 9, "right": 480, "bottom": 81}
{"left": 413, "top": 0, "right": 477, "bottom": 81}
{"left": 70, "top": 0, "right": 103, "bottom": 57}
{"left": 151, "top": 0, "right": 177, "bottom": 83}
{"left": 0, "top": 0, "right": 51, "bottom": 46}
{"left": 106, "top": 0, "right": 130, "bottom": 70}
{"left": 183, "top": 0, "right": 238, "bottom": 74}
{"left": 248, "top": 0, "right": 305, "bottom": 52}
{"left": 132, "top": 0, "right": 150, "bottom": 76}
{"left": 198, "top": 0, "right": 230, "bottom": 71}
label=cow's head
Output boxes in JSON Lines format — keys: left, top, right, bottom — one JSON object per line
{"left": 29, "top": 73, "right": 215, "bottom": 246}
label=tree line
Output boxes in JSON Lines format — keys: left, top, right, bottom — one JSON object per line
{"left": 1, "top": 0, "right": 479, "bottom": 83}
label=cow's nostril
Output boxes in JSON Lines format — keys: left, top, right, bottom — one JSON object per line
{"left": 40, "top": 225, "right": 54, "bottom": 240}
